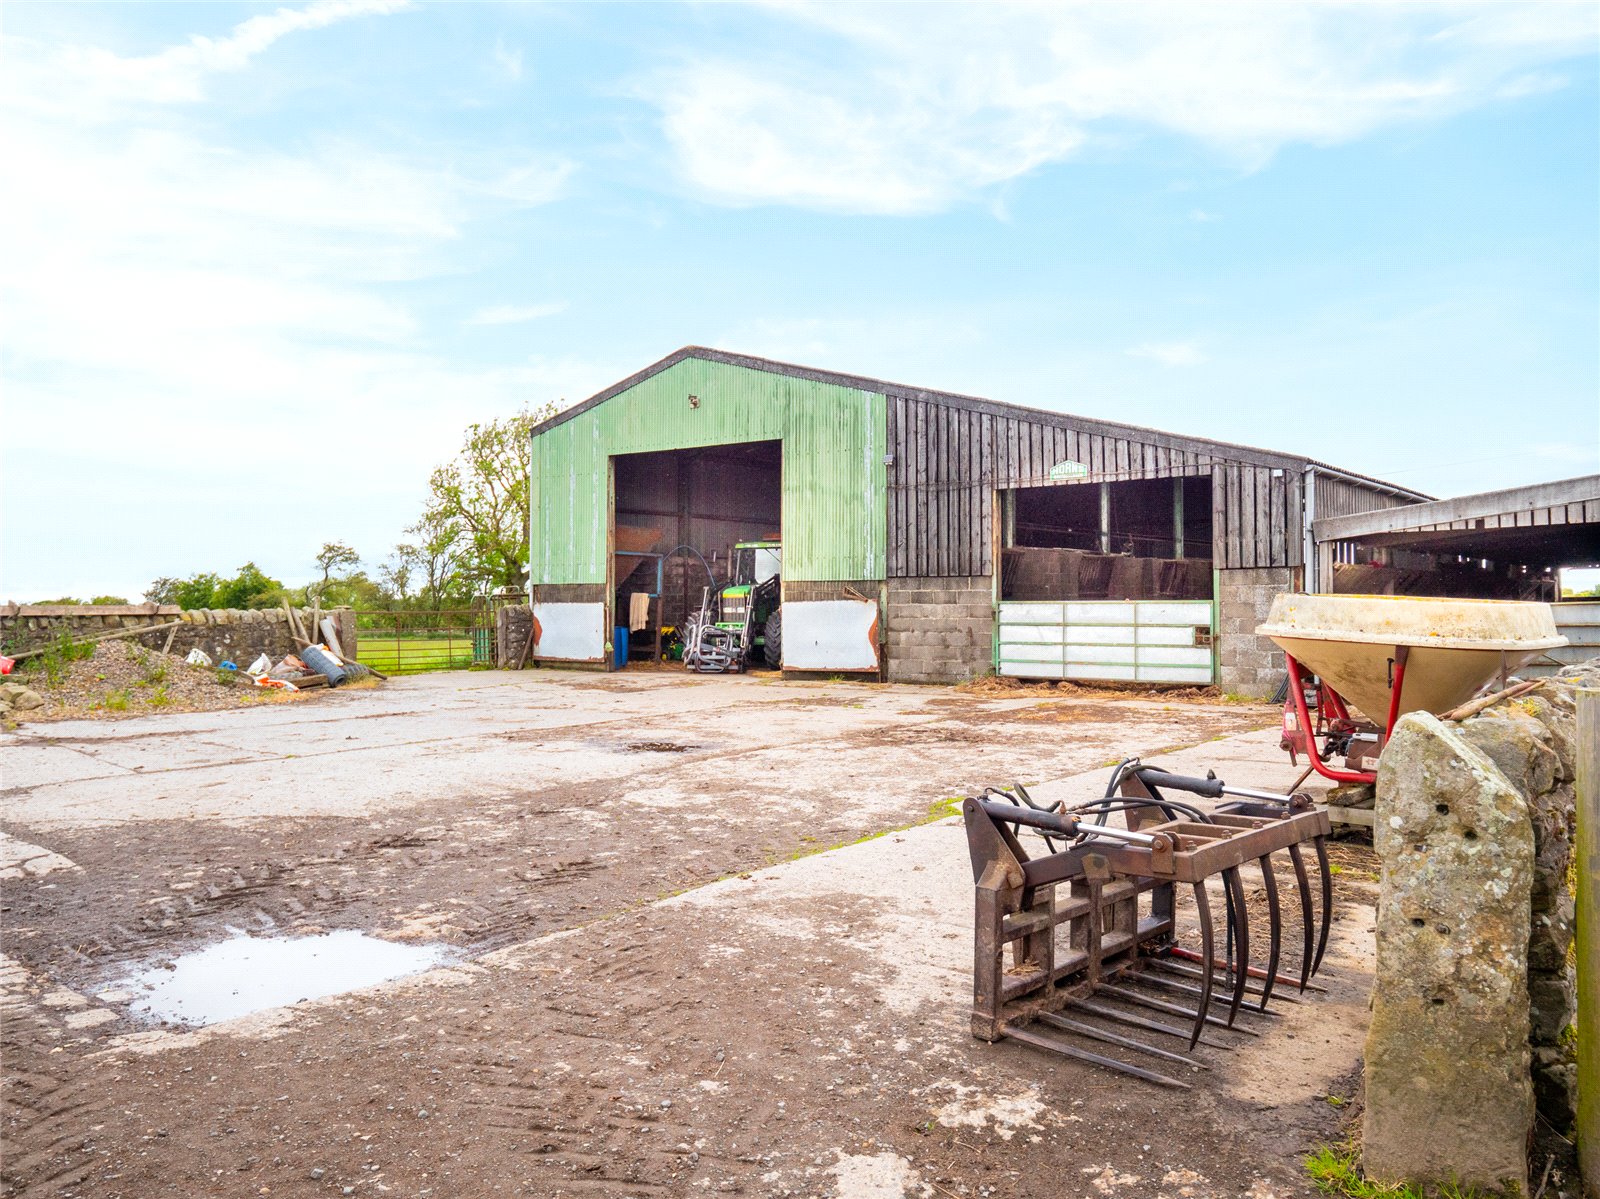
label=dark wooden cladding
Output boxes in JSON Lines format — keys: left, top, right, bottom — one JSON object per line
{"left": 888, "top": 394, "right": 1336, "bottom": 576}
{"left": 1210, "top": 463, "right": 1305, "bottom": 569}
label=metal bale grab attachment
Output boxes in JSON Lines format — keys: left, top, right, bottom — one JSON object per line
{"left": 965, "top": 760, "right": 1334, "bottom": 1088}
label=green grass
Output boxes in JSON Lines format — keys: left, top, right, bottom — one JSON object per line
{"left": 350, "top": 634, "right": 480, "bottom": 675}
{"left": 1305, "top": 1145, "right": 1499, "bottom": 1199}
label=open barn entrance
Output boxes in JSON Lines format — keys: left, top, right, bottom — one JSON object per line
{"left": 1002, "top": 477, "right": 1214, "bottom": 601}
{"left": 997, "top": 476, "right": 1217, "bottom": 684}
{"left": 611, "top": 441, "right": 781, "bottom": 668}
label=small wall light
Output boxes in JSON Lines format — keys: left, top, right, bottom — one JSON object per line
{"left": 688, "top": 394, "right": 700, "bottom": 409}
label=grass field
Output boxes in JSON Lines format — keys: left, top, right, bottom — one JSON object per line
{"left": 352, "top": 633, "right": 483, "bottom": 675}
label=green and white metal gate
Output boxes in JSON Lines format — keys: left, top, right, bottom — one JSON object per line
{"left": 996, "top": 600, "right": 1216, "bottom": 685}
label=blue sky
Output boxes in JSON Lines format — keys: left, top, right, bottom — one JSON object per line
{"left": 3, "top": 1, "right": 1597, "bottom": 601}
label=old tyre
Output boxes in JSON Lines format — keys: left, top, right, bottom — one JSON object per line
{"left": 763, "top": 608, "right": 782, "bottom": 669}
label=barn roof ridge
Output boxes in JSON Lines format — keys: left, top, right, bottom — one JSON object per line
{"left": 530, "top": 345, "right": 1430, "bottom": 501}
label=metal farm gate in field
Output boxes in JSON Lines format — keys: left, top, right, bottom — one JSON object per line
{"left": 352, "top": 605, "right": 504, "bottom": 675}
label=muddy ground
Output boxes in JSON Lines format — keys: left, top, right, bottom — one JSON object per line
{"left": 1, "top": 669, "right": 1375, "bottom": 1198}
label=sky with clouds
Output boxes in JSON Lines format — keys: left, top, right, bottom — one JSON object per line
{"left": 2, "top": 1, "right": 1596, "bottom": 601}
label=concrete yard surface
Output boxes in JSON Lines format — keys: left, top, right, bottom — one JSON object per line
{"left": 1, "top": 669, "right": 1377, "bottom": 1198}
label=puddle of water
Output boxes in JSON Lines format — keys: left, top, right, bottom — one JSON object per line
{"left": 124, "top": 931, "right": 448, "bottom": 1027}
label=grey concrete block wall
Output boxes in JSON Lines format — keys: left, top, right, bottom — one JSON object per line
{"left": 885, "top": 576, "right": 994, "bottom": 685}
{"left": 1216, "top": 566, "right": 1294, "bottom": 698}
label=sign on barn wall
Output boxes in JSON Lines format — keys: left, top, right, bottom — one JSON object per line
{"left": 1049, "top": 460, "right": 1089, "bottom": 481}
{"left": 782, "top": 600, "right": 880, "bottom": 673}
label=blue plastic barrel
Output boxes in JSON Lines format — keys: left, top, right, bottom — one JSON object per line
{"left": 614, "top": 627, "right": 629, "bottom": 669}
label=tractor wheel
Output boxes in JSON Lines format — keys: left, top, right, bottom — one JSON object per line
{"left": 763, "top": 608, "right": 783, "bottom": 669}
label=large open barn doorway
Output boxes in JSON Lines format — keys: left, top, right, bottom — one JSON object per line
{"left": 611, "top": 441, "right": 781, "bottom": 667}
{"left": 1002, "top": 476, "right": 1214, "bottom": 601}
{"left": 997, "top": 476, "right": 1217, "bottom": 685}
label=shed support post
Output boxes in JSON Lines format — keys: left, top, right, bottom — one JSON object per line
{"left": 1173, "top": 478, "right": 1185, "bottom": 560}
{"left": 1099, "top": 482, "right": 1111, "bottom": 554}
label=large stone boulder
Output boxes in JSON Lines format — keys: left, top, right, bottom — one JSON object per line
{"left": 0, "top": 682, "right": 44, "bottom": 711}
{"left": 1364, "top": 712, "right": 1534, "bottom": 1195}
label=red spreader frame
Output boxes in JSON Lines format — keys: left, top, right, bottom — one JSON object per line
{"left": 1281, "top": 645, "right": 1409, "bottom": 787}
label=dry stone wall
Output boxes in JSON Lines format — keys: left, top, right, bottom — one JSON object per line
{"left": 0, "top": 605, "right": 355, "bottom": 667}
{"left": 1364, "top": 663, "right": 1590, "bottom": 1193}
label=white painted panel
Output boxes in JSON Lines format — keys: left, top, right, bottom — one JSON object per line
{"left": 1000, "top": 660, "right": 1068, "bottom": 679}
{"left": 999, "top": 625, "right": 1067, "bottom": 646}
{"left": 783, "top": 600, "right": 879, "bottom": 672}
{"left": 999, "top": 603, "right": 1065, "bottom": 625}
{"left": 1001, "top": 643, "right": 1065, "bottom": 663}
{"left": 1069, "top": 625, "right": 1138, "bottom": 646}
{"left": 1135, "top": 601, "right": 1213, "bottom": 625}
{"left": 1064, "top": 645, "right": 1137, "bottom": 666}
{"left": 1068, "top": 663, "right": 1138, "bottom": 681}
{"left": 533, "top": 602, "right": 606, "bottom": 662}
{"left": 1067, "top": 602, "right": 1135, "bottom": 624}
{"left": 995, "top": 599, "right": 1216, "bottom": 685}
{"left": 1136, "top": 663, "right": 1214, "bottom": 683}
{"left": 1137, "top": 625, "right": 1202, "bottom": 647}
{"left": 1136, "top": 646, "right": 1212, "bottom": 668}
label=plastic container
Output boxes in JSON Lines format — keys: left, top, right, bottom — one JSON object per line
{"left": 614, "top": 627, "right": 629, "bottom": 670}
{"left": 299, "top": 644, "right": 348, "bottom": 687}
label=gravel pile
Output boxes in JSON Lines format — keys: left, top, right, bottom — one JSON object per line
{"left": 9, "top": 640, "right": 306, "bottom": 722}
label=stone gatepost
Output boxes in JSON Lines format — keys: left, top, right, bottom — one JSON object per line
{"left": 1364, "top": 712, "right": 1535, "bottom": 1194}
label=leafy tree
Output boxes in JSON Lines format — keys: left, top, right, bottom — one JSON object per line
{"left": 90, "top": 595, "right": 129, "bottom": 605}
{"left": 34, "top": 596, "right": 84, "bottom": 605}
{"left": 144, "top": 577, "right": 183, "bottom": 605}
{"left": 145, "top": 566, "right": 280, "bottom": 610}
{"left": 314, "top": 542, "right": 361, "bottom": 591}
{"left": 317, "top": 570, "right": 385, "bottom": 610}
{"left": 418, "top": 406, "right": 553, "bottom": 594}
{"left": 377, "top": 551, "right": 414, "bottom": 605}
{"left": 171, "top": 573, "right": 224, "bottom": 609}
{"left": 213, "top": 562, "right": 283, "bottom": 609}
{"left": 402, "top": 509, "right": 467, "bottom": 610}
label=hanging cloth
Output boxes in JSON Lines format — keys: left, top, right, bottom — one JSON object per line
{"left": 628, "top": 591, "right": 651, "bottom": 633}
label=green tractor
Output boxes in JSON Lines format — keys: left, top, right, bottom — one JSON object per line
{"left": 684, "top": 540, "right": 782, "bottom": 672}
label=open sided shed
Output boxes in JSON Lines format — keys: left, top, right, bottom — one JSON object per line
{"left": 527, "top": 347, "right": 1425, "bottom": 695}
{"left": 1313, "top": 473, "right": 1600, "bottom": 675}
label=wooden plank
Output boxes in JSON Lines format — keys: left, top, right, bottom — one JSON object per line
{"left": 1270, "top": 471, "right": 1287, "bottom": 567}
{"left": 1286, "top": 471, "right": 1305, "bottom": 568}
{"left": 972, "top": 416, "right": 985, "bottom": 576}
{"left": 896, "top": 395, "right": 908, "bottom": 576}
{"left": 1238, "top": 467, "right": 1257, "bottom": 569}
{"left": 912, "top": 399, "right": 927, "bottom": 576}
{"left": 1226, "top": 467, "right": 1244, "bottom": 569}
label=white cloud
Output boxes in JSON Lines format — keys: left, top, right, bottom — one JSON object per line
{"left": 42, "top": 0, "right": 414, "bottom": 111}
{"left": 1127, "top": 341, "right": 1208, "bottom": 367}
{"left": 492, "top": 39, "right": 524, "bottom": 82}
{"left": 1189, "top": 208, "right": 1220, "bottom": 223}
{"left": 465, "top": 302, "right": 569, "bottom": 326}
{"left": 0, "top": 4, "right": 578, "bottom": 598}
{"left": 642, "top": 2, "right": 1599, "bottom": 213}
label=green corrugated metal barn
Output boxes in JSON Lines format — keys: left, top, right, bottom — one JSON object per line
{"left": 527, "top": 347, "right": 1430, "bottom": 693}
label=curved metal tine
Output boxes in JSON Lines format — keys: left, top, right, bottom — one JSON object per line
{"left": 1189, "top": 881, "right": 1215, "bottom": 1051}
{"left": 1286, "top": 842, "right": 1316, "bottom": 993}
{"left": 1222, "top": 871, "right": 1237, "bottom": 986}
{"left": 1312, "top": 835, "right": 1334, "bottom": 976}
{"left": 1256, "top": 855, "right": 1282, "bottom": 1012}
{"left": 1221, "top": 867, "right": 1251, "bottom": 1028}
